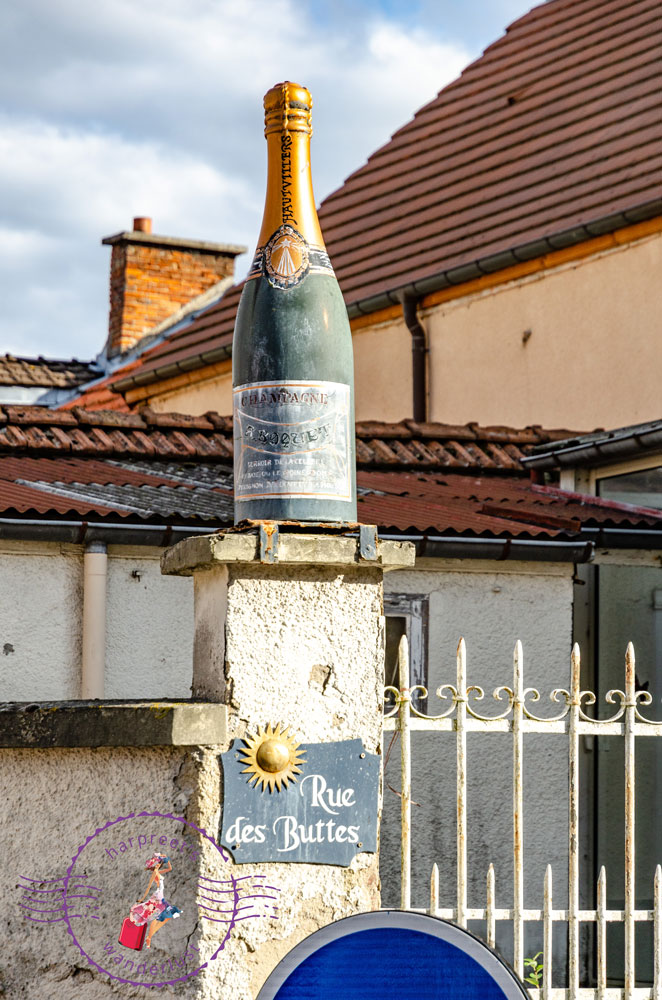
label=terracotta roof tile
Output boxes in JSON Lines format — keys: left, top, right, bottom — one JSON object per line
{"left": 0, "top": 355, "right": 100, "bottom": 389}
{"left": 71, "top": 408, "right": 146, "bottom": 428}
{"left": 0, "top": 406, "right": 582, "bottom": 470}
{"left": 0, "top": 408, "right": 660, "bottom": 538}
{"left": 139, "top": 408, "right": 214, "bottom": 430}
{"left": 5, "top": 406, "right": 77, "bottom": 426}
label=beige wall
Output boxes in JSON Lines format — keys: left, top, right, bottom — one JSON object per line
{"left": 426, "top": 231, "right": 662, "bottom": 430}
{"left": 353, "top": 318, "right": 412, "bottom": 422}
{"left": 139, "top": 229, "right": 662, "bottom": 431}
{"left": 149, "top": 371, "right": 234, "bottom": 416}
{"left": 148, "top": 317, "right": 413, "bottom": 423}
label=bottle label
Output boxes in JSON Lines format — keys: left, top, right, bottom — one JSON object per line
{"left": 246, "top": 225, "right": 335, "bottom": 289}
{"left": 233, "top": 379, "right": 352, "bottom": 502}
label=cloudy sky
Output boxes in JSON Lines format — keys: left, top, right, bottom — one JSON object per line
{"left": 0, "top": 0, "right": 536, "bottom": 362}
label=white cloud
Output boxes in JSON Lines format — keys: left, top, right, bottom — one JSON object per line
{"left": 0, "top": 119, "right": 251, "bottom": 240}
{"left": 0, "top": 0, "right": 474, "bottom": 360}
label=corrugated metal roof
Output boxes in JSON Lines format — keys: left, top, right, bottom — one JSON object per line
{"left": 357, "top": 471, "right": 662, "bottom": 536}
{"left": 64, "top": 0, "right": 662, "bottom": 404}
{"left": 19, "top": 478, "right": 233, "bottom": 521}
{"left": 1, "top": 455, "right": 660, "bottom": 537}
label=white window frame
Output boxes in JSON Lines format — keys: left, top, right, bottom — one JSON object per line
{"left": 383, "top": 592, "right": 429, "bottom": 696}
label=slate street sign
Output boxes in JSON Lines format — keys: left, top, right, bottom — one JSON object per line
{"left": 256, "top": 910, "right": 530, "bottom": 1000}
{"left": 220, "top": 738, "right": 379, "bottom": 866}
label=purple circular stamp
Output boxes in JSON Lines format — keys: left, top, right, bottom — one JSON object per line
{"left": 53, "top": 809, "right": 279, "bottom": 989}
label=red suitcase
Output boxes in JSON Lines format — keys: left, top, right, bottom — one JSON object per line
{"left": 118, "top": 917, "right": 147, "bottom": 950}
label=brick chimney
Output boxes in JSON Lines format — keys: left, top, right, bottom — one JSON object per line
{"left": 102, "top": 218, "right": 246, "bottom": 358}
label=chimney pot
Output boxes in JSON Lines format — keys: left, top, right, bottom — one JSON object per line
{"left": 133, "top": 217, "right": 152, "bottom": 233}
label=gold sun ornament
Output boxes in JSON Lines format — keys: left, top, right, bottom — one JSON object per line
{"left": 239, "top": 723, "right": 306, "bottom": 792}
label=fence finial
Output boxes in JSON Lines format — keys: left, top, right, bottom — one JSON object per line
{"left": 513, "top": 639, "right": 524, "bottom": 699}
{"left": 429, "top": 863, "right": 439, "bottom": 915}
{"left": 571, "top": 643, "right": 581, "bottom": 701}
{"left": 625, "top": 642, "right": 636, "bottom": 702}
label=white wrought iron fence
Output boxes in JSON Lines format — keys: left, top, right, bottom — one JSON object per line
{"left": 383, "top": 636, "right": 662, "bottom": 999}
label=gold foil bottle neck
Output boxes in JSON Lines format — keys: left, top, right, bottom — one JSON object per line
{"left": 264, "top": 81, "right": 313, "bottom": 136}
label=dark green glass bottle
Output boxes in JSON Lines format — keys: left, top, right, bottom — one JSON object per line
{"left": 232, "top": 81, "right": 357, "bottom": 524}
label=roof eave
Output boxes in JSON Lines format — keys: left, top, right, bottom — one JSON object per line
{"left": 4, "top": 518, "right": 659, "bottom": 557}
{"left": 347, "top": 199, "right": 662, "bottom": 320}
{"left": 523, "top": 423, "right": 662, "bottom": 470}
{"left": 113, "top": 343, "right": 233, "bottom": 392}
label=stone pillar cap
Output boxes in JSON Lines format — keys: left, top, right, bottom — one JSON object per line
{"left": 161, "top": 525, "right": 415, "bottom": 576}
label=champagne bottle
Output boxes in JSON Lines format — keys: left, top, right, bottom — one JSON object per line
{"left": 232, "top": 81, "right": 357, "bottom": 524}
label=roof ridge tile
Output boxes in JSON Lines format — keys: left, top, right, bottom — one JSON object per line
{"left": 4, "top": 406, "right": 77, "bottom": 426}
{"left": 357, "top": 421, "right": 412, "bottom": 439}
{"left": 71, "top": 407, "right": 146, "bottom": 429}
{"left": 138, "top": 406, "right": 215, "bottom": 430}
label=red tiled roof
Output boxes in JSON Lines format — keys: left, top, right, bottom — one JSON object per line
{"left": 60, "top": 358, "right": 141, "bottom": 411}
{"left": 65, "top": 0, "right": 662, "bottom": 404}
{"left": 320, "top": 0, "right": 662, "bottom": 304}
{"left": 1, "top": 406, "right": 661, "bottom": 539}
{"left": 0, "top": 407, "right": 577, "bottom": 469}
{"left": 357, "top": 470, "right": 662, "bottom": 536}
{"left": 64, "top": 287, "right": 240, "bottom": 409}
{"left": 0, "top": 355, "right": 100, "bottom": 389}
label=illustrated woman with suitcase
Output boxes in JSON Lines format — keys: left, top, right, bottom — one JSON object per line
{"left": 119, "top": 853, "right": 182, "bottom": 951}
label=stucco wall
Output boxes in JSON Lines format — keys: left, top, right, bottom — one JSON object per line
{"left": 0, "top": 540, "right": 82, "bottom": 700}
{"left": 0, "top": 742, "right": 235, "bottom": 999}
{"left": 106, "top": 547, "right": 194, "bottom": 699}
{"left": 381, "top": 559, "right": 574, "bottom": 966}
{"left": 352, "top": 318, "right": 412, "bottom": 423}
{"left": 0, "top": 541, "right": 194, "bottom": 702}
{"left": 426, "top": 232, "right": 662, "bottom": 429}
{"left": 148, "top": 369, "right": 234, "bottom": 417}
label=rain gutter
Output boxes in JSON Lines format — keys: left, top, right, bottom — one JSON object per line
{"left": 522, "top": 424, "right": 662, "bottom": 471}
{"left": 4, "top": 521, "right": 661, "bottom": 558}
{"left": 379, "top": 534, "right": 595, "bottom": 562}
{"left": 346, "top": 200, "right": 662, "bottom": 320}
{"left": 113, "top": 343, "right": 233, "bottom": 392}
{"left": 0, "top": 518, "right": 221, "bottom": 547}
{"left": 380, "top": 525, "right": 662, "bottom": 559}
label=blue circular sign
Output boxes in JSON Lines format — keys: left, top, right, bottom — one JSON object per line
{"left": 257, "top": 910, "right": 528, "bottom": 1000}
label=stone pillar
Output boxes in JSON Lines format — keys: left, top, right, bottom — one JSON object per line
{"left": 161, "top": 527, "right": 414, "bottom": 998}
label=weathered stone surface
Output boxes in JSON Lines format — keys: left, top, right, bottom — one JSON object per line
{"left": 165, "top": 531, "right": 400, "bottom": 997}
{"left": 0, "top": 531, "right": 406, "bottom": 998}
{"left": 1, "top": 746, "right": 204, "bottom": 998}
{"left": 161, "top": 527, "right": 415, "bottom": 576}
{"left": 0, "top": 700, "right": 227, "bottom": 748}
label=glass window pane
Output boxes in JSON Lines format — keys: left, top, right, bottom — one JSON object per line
{"left": 598, "top": 467, "right": 662, "bottom": 509}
